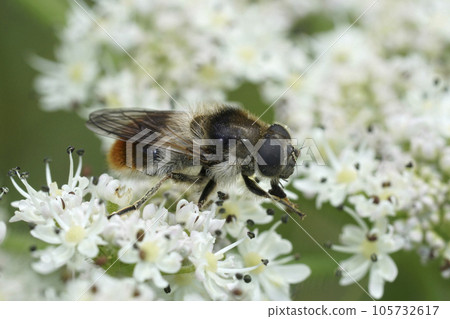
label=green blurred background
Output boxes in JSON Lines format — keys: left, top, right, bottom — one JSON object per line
{"left": 0, "top": 0, "right": 448, "bottom": 300}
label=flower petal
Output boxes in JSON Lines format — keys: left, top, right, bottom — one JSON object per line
{"left": 273, "top": 264, "right": 311, "bottom": 284}
{"left": 78, "top": 238, "right": 99, "bottom": 258}
{"left": 368, "top": 266, "right": 385, "bottom": 299}
{"left": 134, "top": 262, "right": 154, "bottom": 282}
{"left": 31, "top": 223, "right": 62, "bottom": 244}
{"left": 157, "top": 252, "right": 182, "bottom": 274}
{"left": 259, "top": 272, "right": 290, "bottom": 300}
{"left": 377, "top": 255, "right": 398, "bottom": 282}
{"left": 340, "top": 224, "right": 365, "bottom": 246}
{"left": 339, "top": 255, "right": 370, "bottom": 285}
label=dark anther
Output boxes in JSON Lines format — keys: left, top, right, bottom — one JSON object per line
{"left": 133, "top": 243, "right": 139, "bottom": 250}
{"left": 0, "top": 187, "right": 9, "bottom": 200}
{"left": 281, "top": 214, "right": 289, "bottom": 224}
{"left": 91, "top": 285, "right": 98, "bottom": 294}
{"left": 136, "top": 229, "right": 145, "bottom": 242}
{"left": 94, "top": 256, "right": 108, "bottom": 266}
{"left": 371, "top": 253, "right": 378, "bottom": 262}
{"left": 382, "top": 181, "right": 391, "bottom": 188}
{"left": 29, "top": 245, "right": 37, "bottom": 252}
{"left": 266, "top": 208, "right": 275, "bottom": 216}
{"left": 7, "top": 169, "right": 16, "bottom": 177}
{"left": 92, "top": 176, "right": 99, "bottom": 186}
{"left": 247, "top": 231, "right": 255, "bottom": 239}
{"left": 164, "top": 285, "right": 171, "bottom": 294}
{"left": 433, "top": 77, "right": 440, "bottom": 86}
{"left": 20, "top": 172, "right": 29, "bottom": 179}
{"left": 367, "top": 234, "right": 378, "bottom": 241}
{"left": 217, "top": 191, "right": 229, "bottom": 200}
{"left": 335, "top": 269, "right": 342, "bottom": 278}
{"left": 323, "top": 241, "right": 332, "bottom": 249}
{"left": 320, "top": 177, "right": 327, "bottom": 183}
{"left": 246, "top": 219, "right": 255, "bottom": 227}
{"left": 254, "top": 177, "right": 261, "bottom": 183}
{"left": 133, "top": 289, "right": 141, "bottom": 297}
{"left": 226, "top": 215, "right": 236, "bottom": 223}
{"left": 61, "top": 198, "right": 66, "bottom": 210}
{"left": 41, "top": 185, "right": 50, "bottom": 193}
{"left": 243, "top": 275, "right": 252, "bottom": 283}
{"left": 294, "top": 253, "right": 301, "bottom": 260}
{"left": 235, "top": 273, "right": 243, "bottom": 280}
{"left": 54, "top": 228, "right": 61, "bottom": 235}
{"left": 218, "top": 207, "right": 226, "bottom": 214}
{"left": 336, "top": 204, "right": 344, "bottom": 210}
{"left": 405, "top": 161, "right": 414, "bottom": 168}
{"left": 76, "top": 149, "right": 85, "bottom": 156}
{"left": 232, "top": 288, "right": 243, "bottom": 296}
{"left": 164, "top": 234, "right": 171, "bottom": 240}
{"left": 43, "top": 157, "right": 52, "bottom": 164}
{"left": 66, "top": 146, "right": 75, "bottom": 154}
{"left": 214, "top": 230, "right": 222, "bottom": 237}
{"left": 354, "top": 163, "right": 360, "bottom": 170}
{"left": 371, "top": 195, "right": 380, "bottom": 205}
{"left": 215, "top": 200, "right": 224, "bottom": 206}
{"left": 261, "top": 259, "right": 269, "bottom": 266}
{"left": 139, "top": 250, "right": 146, "bottom": 260}
{"left": 28, "top": 223, "right": 36, "bottom": 230}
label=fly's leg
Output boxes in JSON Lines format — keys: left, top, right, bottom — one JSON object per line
{"left": 198, "top": 179, "right": 217, "bottom": 208}
{"left": 242, "top": 175, "right": 305, "bottom": 219}
{"left": 108, "top": 175, "right": 170, "bottom": 219}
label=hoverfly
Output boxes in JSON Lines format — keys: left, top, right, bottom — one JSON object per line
{"left": 86, "top": 104, "right": 304, "bottom": 219}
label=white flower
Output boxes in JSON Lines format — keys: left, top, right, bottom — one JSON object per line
{"left": 118, "top": 224, "right": 184, "bottom": 288}
{"left": 294, "top": 138, "right": 378, "bottom": 208}
{"left": 215, "top": 190, "right": 273, "bottom": 238}
{"left": 32, "top": 43, "right": 98, "bottom": 111}
{"left": 237, "top": 222, "right": 311, "bottom": 300}
{"left": 90, "top": 173, "right": 133, "bottom": 207}
{"left": 8, "top": 149, "right": 118, "bottom": 273}
{"left": 164, "top": 272, "right": 211, "bottom": 301}
{"left": 170, "top": 200, "right": 225, "bottom": 234}
{"left": 9, "top": 149, "right": 89, "bottom": 224}
{"left": 349, "top": 194, "right": 396, "bottom": 221}
{"left": 61, "top": 268, "right": 155, "bottom": 301}
{"left": 0, "top": 251, "right": 52, "bottom": 300}
{"left": 393, "top": 217, "right": 423, "bottom": 250}
{"left": 333, "top": 208, "right": 403, "bottom": 299}
{"left": 31, "top": 203, "right": 107, "bottom": 274}
{"left": 188, "top": 231, "right": 261, "bottom": 300}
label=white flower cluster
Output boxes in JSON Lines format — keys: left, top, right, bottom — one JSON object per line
{"left": 6, "top": 149, "right": 309, "bottom": 300}
{"left": 29, "top": 0, "right": 450, "bottom": 300}
{"left": 33, "top": 0, "right": 312, "bottom": 116}
{"left": 280, "top": 1, "right": 450, "bottom": 298}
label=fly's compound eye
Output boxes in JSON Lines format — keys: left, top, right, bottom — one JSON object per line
{"left": 257, "top": 138, "right": 285, "bottom": 177}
